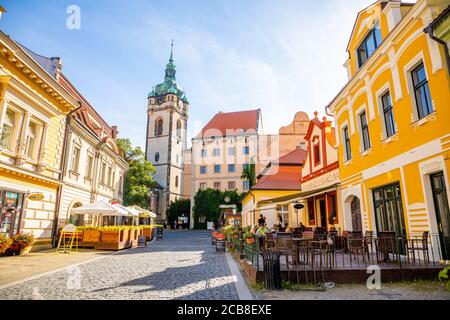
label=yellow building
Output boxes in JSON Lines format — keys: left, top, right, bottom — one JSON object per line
{"left": 242, "top": 148, "right": 307, "bottom": 229}
{"left": 328, "top": 0, "right": 450, "bottom": 258}
{"left": 0, "top": 32, "right": 77, "bottom": 246}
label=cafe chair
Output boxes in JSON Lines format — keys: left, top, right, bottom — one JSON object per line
{"left": 406, "top": 231, "right": 430, "bottom": 265}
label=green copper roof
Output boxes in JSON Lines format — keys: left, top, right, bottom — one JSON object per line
{"left": 148, "top": 42, "right": 189, "bottom": 103}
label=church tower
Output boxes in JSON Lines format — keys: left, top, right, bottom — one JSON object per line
{"left": 145, "top": 43, "right": 189, "bottom": 219}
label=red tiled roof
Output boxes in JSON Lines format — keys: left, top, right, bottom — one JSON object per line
{"left": 277, "top": 148, "right": 308, "bottom": 165}
{"left": 252, "top": 165, "right": 302, "bottom": 191}
{"left": 197, "top": 110, "right": 260, "bottom": 138}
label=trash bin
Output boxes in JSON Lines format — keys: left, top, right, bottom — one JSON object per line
{"left": 260, "top": 251, "right": 282, "bottom": 290}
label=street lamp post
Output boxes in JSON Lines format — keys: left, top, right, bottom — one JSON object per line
{"left": 294, "top": 203, "right": 304, "bottom": 227}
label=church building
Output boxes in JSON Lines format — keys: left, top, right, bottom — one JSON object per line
{"left": 145, "top": 44, "right": 189, "bottom": 219}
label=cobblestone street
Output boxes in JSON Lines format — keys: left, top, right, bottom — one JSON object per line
{"left": 0, "top": 231, "right": 240, "bottom": 300}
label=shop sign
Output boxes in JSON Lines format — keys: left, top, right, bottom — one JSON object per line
{"left": 27, "top": 193, "right": 45, "bottom": 201}
{"left": 302, "top": 169, "right": 340, "bottom": 193}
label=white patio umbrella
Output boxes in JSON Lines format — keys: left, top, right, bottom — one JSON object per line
{"left": 71, "top": 200, "right": 120, "bottom": 215}
{"left": 127, "top": 205, "right": 157, "bottom": 218}
{"left": 112, "top": 204, "right": 139, "bottom": 217}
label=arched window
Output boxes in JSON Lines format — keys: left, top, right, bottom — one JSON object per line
{"left": 176, "top": 120, "right": 182, "bottom": 138}
{"left": 155, "top": 118, "right": 163, "bottom": 136}
{"left": 155, "top": 152, "right": 160, "bottom": 163}
{"left": 175, "top": 176, "right": 179, "bottom": 188}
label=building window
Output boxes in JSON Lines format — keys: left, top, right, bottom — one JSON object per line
{"left": 213, "top": 148, "right": 221, "bottom": 157}
{"left": 357, "top": 23, "right": 382, "bottom": 68}
{"left": 176, "top": 120, "right": 182, "bottom": 138}
{"left": 382, "top": 92, "right": 396, "bottom": 138}
{"left": 277, "top": 205, "right": 289, "bottom": 226}
{"left": 228, "top": 148, "right": 235, "bottom": 156}
{"left": 200, "top": 166, "right": 207, "bottom": 174}
{"left": 155, "top": 152, "right": 160, "bottom": 163}
{"left": 243, "top": 146, "right": 250, "bottom": 155}
{"left": 108, "top": 167, "right": 113, "bottom": 187}
{"left": 228, "top": 181, "right": 236, "bottom": 190}
{"left": 201, "top": 149, "right": 207, "bottom": 158}
{"left": 118, "top": 175, "right": 123, "bottom": 194}
{"left": 412, "top": 63, "right": 433, "bottom": 120}
{"left": 313, "top": 144, "right": 321, "bottom": 166}
{"left": 228, "top": 164, "right": 235, "bottom": 173}
{"left": 199, "top": 183, "right": 207, "bottom": 190}
{"left": 327, "top": 193, "right": 338, "bottom": 224}
{"left": 308, "top": 198, "right": 315, "bottom": 225}
{"left": 0, "top": 110, "right": 15, "bottom": 150}
{"left": 24, "top": 122, "right": 37, "bottom": 158}
{"left": 343, "top": 126, "right": 352, "bottom": 161}
{"left": 101, "top": 162, "right": 107, "bottom": 185}
{"left": 214, "top": 182, "right": 221, "bottom": 190}
{"left": 214, "top": 165, "right": 221, "bottom": 174}
{"left": 175, "top": 176, "right": 179, "bottom": 188}
{"left": 243, "top": 180, "right": 250, "bottom": 191}
{"left": 155, "top": 118, "right": 163, "bottom": 136}
{"left": 71, "top": 147, "right": 80, "bottom": 173}
{"left": 360, "top": 111, "right": 371, "bottom": 151}
{"left": 85, "top": 155, "right": 94, "bottom": 179}
{"left": 373, "top": 183, "right": 406, "bottom": 239}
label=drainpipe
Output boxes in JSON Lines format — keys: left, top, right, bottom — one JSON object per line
{"left": 51, "top": 101, "right": 82, "bottom": 247}
{"left": 424, "top": 25, "right": 450, "bottom": 77}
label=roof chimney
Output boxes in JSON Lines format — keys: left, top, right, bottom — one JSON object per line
{"left": 0, "top": 6, "right": 6, "bottom": 19}
{"left": 111, "top": 126, "right": 118, "bottom": 139}
{"left": 383, "top": 0, "right": 403, "bottom": 33}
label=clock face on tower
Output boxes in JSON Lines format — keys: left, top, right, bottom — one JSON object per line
{"left": 178, "top": 99, "right": 183, "bottom": 109}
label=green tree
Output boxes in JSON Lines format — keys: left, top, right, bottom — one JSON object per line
{"left": 193, "top": 189, "right": 244, "bottom": 229}
{"left": 166, "top": 198, "right": 191, "bottom": 228}
{"left": 117, "top": 138, "right": 156, "bottom": 209}
{"left": 240, "top": 161, "right": 256, "bottom": 188}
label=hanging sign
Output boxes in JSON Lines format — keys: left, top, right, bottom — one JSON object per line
{"left": 27, "top": 193, "right": 45, "bottom": 201}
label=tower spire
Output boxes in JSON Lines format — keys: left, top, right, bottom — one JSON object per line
{"left": 170, "top": 39, "right": 174, "bottom": 62}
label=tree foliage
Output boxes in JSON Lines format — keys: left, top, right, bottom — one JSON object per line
{"left": 166, "top": 198, "right": 191, "bottom": 227}
{"left": 117, "top": 138, "right": 156, "bottom": 209}
{"left": 240, "top": 161, "right": 256, "bottom": 188}
{"left": 193, "top": 189, "right": 244, "bottom": 229}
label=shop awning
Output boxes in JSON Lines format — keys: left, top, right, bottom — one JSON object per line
{"left": 71, "top": 200, "right": 124, "bottom": 216}
{"left": 126, "top": 205, "right": 157, "bottom": 218}
{"left": 257, "top": 184, "right": 340, "bottom": 207}
{"left": 112, "top": 204, "right": 139, "bottom": 217}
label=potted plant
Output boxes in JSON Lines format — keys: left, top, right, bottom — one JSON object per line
{"left": 243, "top": 232, "right": 256, "bottom": 245}
{"left": 0, "top": 234, "right": 12, "bottom": 256}
{"left": 10, "top": 233, "right": 35, "bottom": 255}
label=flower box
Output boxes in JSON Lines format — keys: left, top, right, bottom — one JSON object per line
{"left": 96, "top": 230, "right": 131, "bottom": 251}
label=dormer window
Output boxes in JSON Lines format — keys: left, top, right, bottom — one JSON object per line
{"left": 357, "top": 23, "right": 382, "bottom": 68}
{"left": 313, "top": 144, "right": 321, "bottom": 166}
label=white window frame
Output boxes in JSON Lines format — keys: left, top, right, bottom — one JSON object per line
{"left": 403, "top": 52, "right": 435, "bottom": 123}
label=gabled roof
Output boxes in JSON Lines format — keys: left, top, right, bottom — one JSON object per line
{"left": 253, "top": 147, "right": 307, "bottom": 191}
{"left": 252, "top": 165, "right": 303, "bottom": 191}
{"left": 197, "top": 109, "right": 260, "bottom": 138}
{"left": 276, "top": 148, "right": 308, "bottom": 166}
{"left": 17, "top": 43, "right": 61, "bottom": 79}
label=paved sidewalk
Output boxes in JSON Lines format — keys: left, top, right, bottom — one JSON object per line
{"left": 0, "top": 231, "right": 243, "bottom": 300}
{"left": 0, "top": 249, "right": 112, "bottom": 287}
{"left": 256, "top": 282, "right": 450, "bottom": 300}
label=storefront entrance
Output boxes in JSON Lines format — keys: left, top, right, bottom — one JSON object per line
{"left": 373, "top": 183, "right": 406, "bottom": 238}
{"left": 0, "top": 191, "right": 24, "bottom": 237}
{"left": 319, "top": 199, "right": 327, "bottom": 231}
{"left": 351, "top": 197, "right": 362, "bottom": 232}
{"left": 430, "top": 172, "right": 450, "bottom": 259}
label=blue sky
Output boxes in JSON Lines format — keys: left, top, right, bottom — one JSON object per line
{"left": 0, "top": 0, "right": 380, "bottom": 149}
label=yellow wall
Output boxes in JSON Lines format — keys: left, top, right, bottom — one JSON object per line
{"left": 331, "top": 0, "right": 450, "bottom": 236}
